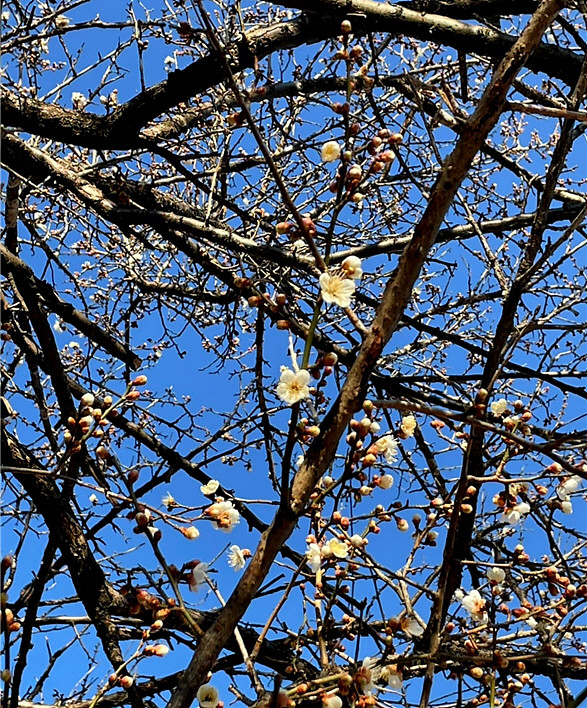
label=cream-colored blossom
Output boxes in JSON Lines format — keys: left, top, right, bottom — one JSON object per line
{"left": 321, "top": 141, "right": 341, "bottom": 163}
{"left": 557, "top": 475, "right": 582, "bottom": 501}
{"left": 306, "top": 542, "right": 321, "bottom": 572}
{"left": 276, "top": 367, "right": 311, "bottom": 404}
{"left": 490, "top": 399, "right": 508, "bottom": 417}
{"left": 200, "top": 479, "right": 220, "bottom": 496}
{"left": 181, "top": 526, "right": 200, "bottom": 540}
{"left": 381, "top": 665, "right": 403, "bottom": 690}
{"left": 486, "top": 567, "right": 506, "bottom": 584}
{"left": 208, "top": 499, "right": 240, "bottom": 532}
{"left": 401, "top": 414, "right": 417, "bottom": 438}
{"left": 321, "top": 538, "right": 349, "bottom": 560}
{"left": 350, "top": 534, "right": 365, "bottom": 548}
{"left": 162, "top": 492, "right": 177, "bottom": 509}
{"left": 375, "top": 435, "right": 399, "bottom": 463}
{"left": 355, "top": 657, "right": 375, "bottom": 693}
{"left": 379, "top": 474, "right": 394, "bottom": 489}
{"left": 197, "top": 684, "right": 219, "bottom": 708}
{"left": 501, "top": 501, "right": 530, "bottom": 525}
{"left": 71, "top": 91, "right": 88, "bottom": 110}
{"left": 319, "top": 272, "right": 356, "bottom": 308}
{"left": 322, "top": 695, "right": 342, "bottom": 708}
{"left": 228, "top": 545, "right": 248, "bottom": 570}
{"left": 341, "top": 255, "right": 363, "bottom": 280}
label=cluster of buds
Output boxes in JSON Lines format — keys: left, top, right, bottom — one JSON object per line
{"left": 329, "top": 162, "right": 367, "bottom": 203}
{"left": 2, "top": 607, "right": 21, "bottom": 634}
{"left": 99, "top": 89, "right": 118, "bottom": 111}
{"left": 298, "top": 418, "right": 321, "bottom": 443}
{"left": 247, "top": 290, "right": 286, "bottom": 320}
{"left": 544, "top": 565, "right": 585, "bottom": 600}
{"left": 109, "top": 673, "right": 135, "bottom": 689}
{"left": 64, "top": 392, "right": 112, "bottom": 452}
{"left": 64, "top": 376, "right": 147, "bottom": 454}
{"left": 276, "top": 215, "right": 317, "bottom": 243}
{"left": 334, "top": 42, "right": 364, "bottom": 65}
{"left": 367, "top": 129, "right": 403, "bottom": 168}
{"left": 130, "top": 507, "right": 162, "bottom": 541}
{"left": 308, "top": 351, "right": 339, "bottom": 381}
{"left": 130, "top": 587, "right": 162, "bottom": 614}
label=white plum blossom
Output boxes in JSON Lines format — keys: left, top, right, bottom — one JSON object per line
{"left": 375, "top": 435, "right": 399, "bottom": 463}
{"left": 182, "top": 526, "right": 200, "bottom": 540}
{"left": 401, "top": 615, "right": 424, "bottom": 637}
{"left": 188, "top": 562, "right": 209, "bottom": 592}
{"left": 53, "top": 317, "right": 67, "bottom": 333}
{"left": 319, "top": 272, "right": 356, "bottom": 308}
{"left": 208, "top": 499, "right": 240, "bottom": 532}
{"left": 560, "top": 500, "right": 573, "bottom": 514}
{"left": 486, "top": 567, "right": 506, "bottom": 584}
{"left": 557, "top": 475, "right": 582, "bottom": 501}
{"left": 228, "top": 545, "right": 248, "bottom": 570}
{"left": 379, "top": 474, "right": 394, "bottom": 489}
{"left": 200, "top": 479, "right": 220, "bottom": 496}
{"left": 276, "top": 367, "right": 311, "bottom": 404}
{"left": 321, "top": 140, "right": 341, "bottom": 163}
{"left": 321, "top": 538, "right": 349, "bottom": 560}
{"left": 162, "top": 492, "right": 176, "bottom": 509}
{"left": 306, "top": 543, "right": 321, "bottom": 572}
{"left": 490, "top": 399, "right": 508, "bottom": 417}
{"left": 400, "top": 414, "right": 417, "bottom": 437}
{"left": 71, "top": 91, "right": 88, "bottom": 110}
{"left": 461, "top": 589, "right": 488, "bottom": 623}
{"left": 322, "top": 695, "right": 342, "bottom": 708}
{"left": 355, "top": 657, "right": 376, "bottom": 693}
{"left": 381, "top": 665, "right": 403, "bottom": 690}
{"left": 501, "top": 501, "right": 530, "bottom": 526}
{"left": 350, "top": 534, "right": 365, "bottom": 548}
{"left": 197, "top": 684, "right": 219, "bottom": 708}
{"left": 341, "top": 255, "right": 363, "bottom": 280}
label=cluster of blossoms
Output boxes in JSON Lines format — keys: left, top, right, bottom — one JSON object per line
{"left": 490, "top": 398, "right": 508, "bottom": 417}
{"left": 493, "top": 483, "right": 531, "bottom": 526}
{"left": 306, "top": 534, "right": 368, "bottom": 572}
{"left": 319, "top": 655, "right": 404, "bottom": 708}
{"left": 206, "top": 499, "right": 240, "bottom": 532}
{"left": 320, "top": 120, "right": 403, "bottom": 205}
{"left": 555, "top": 474, "right": 582, "bottom": 514}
